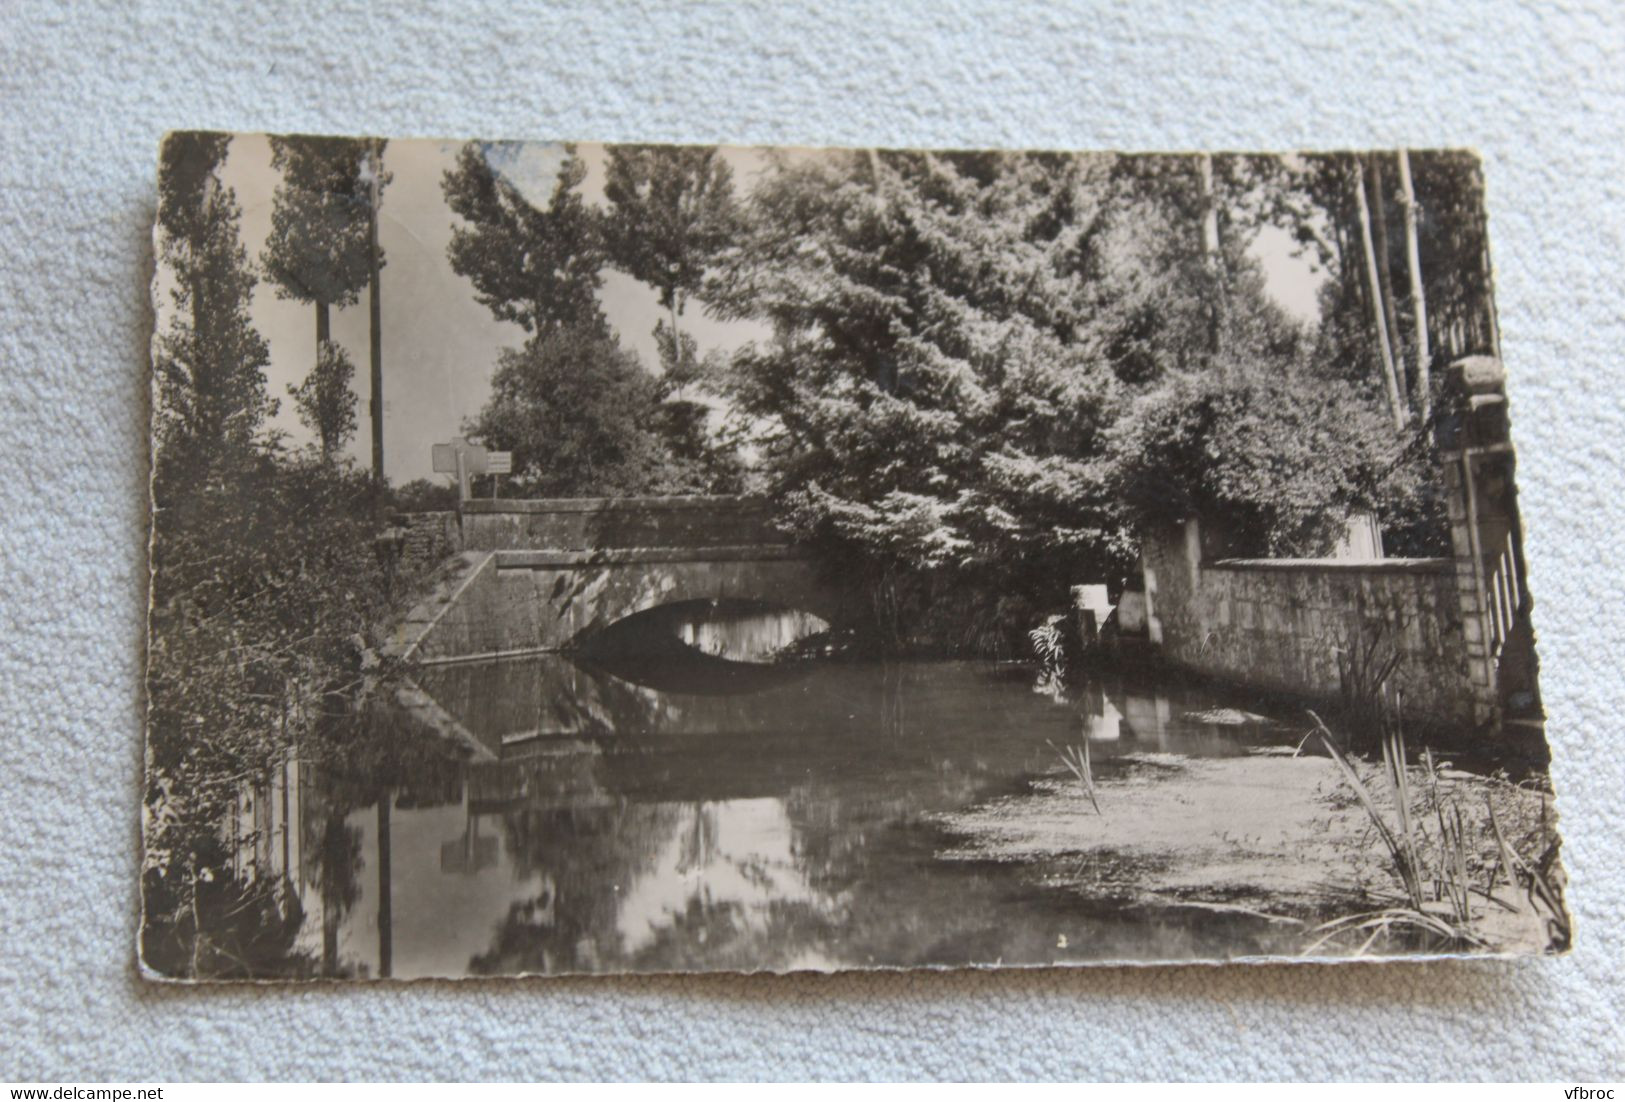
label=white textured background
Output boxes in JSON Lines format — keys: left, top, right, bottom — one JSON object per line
{"left": 2, "top": 0, "right": 1621, "bottom": 1081}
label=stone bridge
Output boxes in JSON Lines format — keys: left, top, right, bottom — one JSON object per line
{"left": 385, "top": 497, "right": 843, "bottom": 665}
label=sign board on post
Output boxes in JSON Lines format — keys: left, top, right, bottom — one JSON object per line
{"left": 430, "top": 438, "right": 490, "bottom": 503}
{"left": 430, "top": 442, "right": 458, "bottom": 475}
{"left": 485, "top": 451, "right": 513, "bottom": 500}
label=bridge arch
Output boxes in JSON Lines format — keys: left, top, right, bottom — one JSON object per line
{"left": 390, "top": 496, "right": 848, "bottom": 664}
{"left": 524, "top": 550, "right": 845, "bottom": 651}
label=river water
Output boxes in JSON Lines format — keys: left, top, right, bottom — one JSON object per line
{"left": 222, "top": 622, "right": 1332, "bottom": 979}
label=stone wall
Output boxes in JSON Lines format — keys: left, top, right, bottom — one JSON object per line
{"left": 461, "top": 496, "right": 782, "bottom": 552}
{"left": 392, "top": 511, "right": 459, "bottom": 574}
{"left": 1142, "top": 519, "right": 1474, "bottom": 725}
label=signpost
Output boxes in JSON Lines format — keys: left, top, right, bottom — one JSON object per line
{"left": 432, "top": 439, "right": 513, "bottom": 502}
{"left": 431, "top": 438, "right": 487, "bottom": 503}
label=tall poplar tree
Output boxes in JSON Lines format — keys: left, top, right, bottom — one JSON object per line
{"left": 261, "top": 135, "right": 389, "bottom": 475}
{"left": 1396, "top": 150, "right": 1432, "bottom": 420}
{"left": 154, "top": 132, "right": 275, "bottom": 478}
{"left": 1354, "top": 155, "right": 1409, "bottom": 430}
{"left": 602, "top": 144, "right": 740, "bottom": 391}
{"left": 441, "top": 142, "right": 606, "bottom": 337}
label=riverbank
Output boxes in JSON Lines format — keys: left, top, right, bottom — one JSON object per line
{"left": 935, "top": 743, "right": 1563, "bottom": 957}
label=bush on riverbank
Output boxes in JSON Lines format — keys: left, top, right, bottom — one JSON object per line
{"left": 145, "top": 447, "right": 449, "bottom": 977}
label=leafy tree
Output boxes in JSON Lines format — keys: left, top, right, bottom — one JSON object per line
{"left": 602, "top": 145, "right": 746, "bottom": 486}
{"left": 447, "top": 144, "right": 743, "bottom": 495}
{"left": 465, "top": 326, "right": 668, "bottom": 496}
{"left": 706, "top": 148, "right": 1463, "bottom": 651}
{"left": 288, "top": 340, "right": 359, "bottom": 459}
{"left": 145, "top": 134, "right": 433, "bottom": 977}
{"left": 262, "top": 136, "right": 380, "bottom": 355}
{"left": 1111, "top": 370, "right": 1423, "bottom": 557}
{"left": 1258, "top": 151, "right": 1498, "bottom": 422}
{"left": 709, "top": 150, "right": 1140, "bottom": 649}
{"left": 442, "top": 142, "right": 606, "bottom": 336}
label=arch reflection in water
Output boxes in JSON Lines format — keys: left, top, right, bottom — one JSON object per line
{"left": 582, "top": 598, "right": 831, "bottom": 665}
{"left": 413, "top": 650, "right": 825, "bottom": 750}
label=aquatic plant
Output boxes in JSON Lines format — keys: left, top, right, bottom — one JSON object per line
{"left": 1029, "top": 615, "right": 1067, "bottom": 671}
{"left": 1029, "top": 615, "right": 1071, "bottom": 700}
{"left": 1304, "top": 709, "right": 1568, "bottom": 955}
{"left": 1314, "top": 712, "right": 1427, "bottom": 907}
{"left": 1331, "top": 611, "right": 1404, "bottom": 749}
{"left": 1486, "top": 793, "right": 1572, "bottom": 952}
{"left": 1306, "top": 711, "right": 1479, "bottom": 952}
{"left": 1048, "top": 739, "right": 1101, "bottom": 814}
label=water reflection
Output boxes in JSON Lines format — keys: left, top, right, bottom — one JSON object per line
{"left": 585, "top": 598, "right": 830, "bottom": 664}
{"left": 218, "top": 656, "right": 1308, "bottom": 979}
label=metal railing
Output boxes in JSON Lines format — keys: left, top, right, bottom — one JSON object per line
{"left": 1486, "top": 529, "right": 1523, "bottom": 660}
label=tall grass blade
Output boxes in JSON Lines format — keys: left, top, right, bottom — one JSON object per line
{"left": 1047, "top": 738, "right": 1101, "bottom": 814}
{"left": 1316, "top": 718, "right": 1424, "bottom": 911}
{"left": 1486, "top": 795, "right": 1571, "bottom": 950}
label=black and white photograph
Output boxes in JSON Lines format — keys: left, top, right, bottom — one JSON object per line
{"left": 142, "top": 133, "right": 1568, "bottom": 981}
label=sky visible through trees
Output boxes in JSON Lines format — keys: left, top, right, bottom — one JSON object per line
{"left": 182, "top": 137, "right": 1495, "bottom": 645}
{"left": 214, "top": 138, "right": 1324, "bottom": 483}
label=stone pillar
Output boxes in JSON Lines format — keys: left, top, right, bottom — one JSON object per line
{"left": 1140, "top": 518, "right": 1200, "bottom": 651}
{"left": 1072, "top": 584, "right": 1113, "bottom": 647}
{"left": 1437, "top": 355, "right": 1526, "bottom": 728}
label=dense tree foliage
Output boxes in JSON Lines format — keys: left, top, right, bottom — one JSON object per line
{"left": 702, "top": 151, "right": 1129, "bottom": 647}
{"left": 1110, "top": 371, "right": 1428, "bottom": 557}
{"left": 602, "top": 144, "right": 746, "bottom": 488}
{"left": 464, "top": 326, "right": 666, "bottom": 495}
{"left": 603, "top": 145, "right": 740, "bottom": 387}
{"left": 446, "top": 142, "right": 745, "bottom": 495}
{"left": 702, "top": 149, "right": 1461, "bottom": 651}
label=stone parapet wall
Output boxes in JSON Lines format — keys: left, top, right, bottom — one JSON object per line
{"left": 387, "top": 548, "right": 843, "bottom": 664}
{"left": 1142, "top": 520, "right": 1474, "bottom": 725}
{"left": 461, "top": 496, "right": 782, "bottom": 552}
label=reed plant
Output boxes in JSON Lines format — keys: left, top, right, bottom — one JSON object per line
{"left": 1306, "top": 710, "right": 1479, "bottom": 952}
{"left": 1048, "top": 739, "right": 1101, "bottom": 814}
{"left": 1305, "top": 707, "right": 1568, "bottom": 955}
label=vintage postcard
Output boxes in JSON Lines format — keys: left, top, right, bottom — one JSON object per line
{"left": 143, "top": 133, "right": 1566, "bottom": 980}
